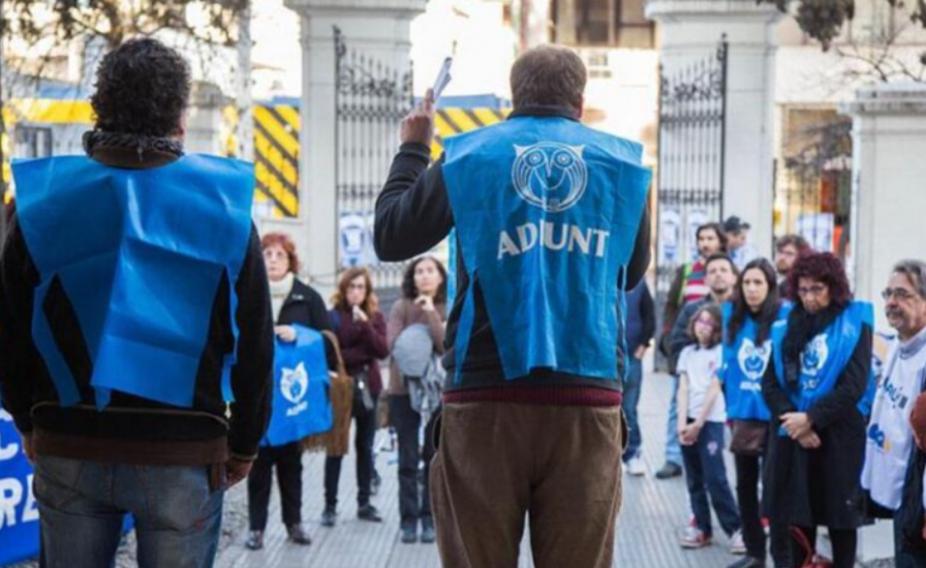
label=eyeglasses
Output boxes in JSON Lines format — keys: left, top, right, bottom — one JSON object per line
{"left": 797, "top": 284, "right": 827, "bottom": 297}
{"left": 882, "top": 287, "right": 919, "bottom": 301}
{"left": 694, "top": 319, "right": 717, "bottom": 329}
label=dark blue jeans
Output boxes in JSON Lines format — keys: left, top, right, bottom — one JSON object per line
{"left": 680, "top": 420, "right": 741, "bottom": 537}
{"left": 34, "top": 455, "right": 224, "bottom": 568}
{"left": 895, "top": 511, "right": 926, "bottom": 568}
{"left": 665, "top": 375, "right": 682, "bottom": 466}
{"left": 622, "top": 356, "right": 643, "bottom": 461}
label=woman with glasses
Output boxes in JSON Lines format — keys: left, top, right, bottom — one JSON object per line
{"left": 246, "top": 232, "right": 334, "bottom": 550}
{"left": 321, "top": 267, "right": 390, "bottom": 527}
{"left": 720, "top": 258, "right": 789, "bottom": 568}
{"left": 762, "top": 252, "right": 874, "bottom": 568}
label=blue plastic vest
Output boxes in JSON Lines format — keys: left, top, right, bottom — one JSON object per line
{"left": 771, "top": 301, "right": 875, "bottom": 425}
{"left": 442, "top": 116, "right": 650, "bottom": 381}
{"left": 721, "top": 303, "right": 790, "bottom": 421}
{"left": 263, "top": 325, "right": 332, "bottom": 447}
{"left": 12, "top": 154, "right": 254, "bottom": 408}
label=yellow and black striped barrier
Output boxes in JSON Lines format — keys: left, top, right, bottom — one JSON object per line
{"left": 252, "top": 104, "right": 300, "bottom": 218}
{"left": 432, "top": 107, "right": 510, "bottom": 160}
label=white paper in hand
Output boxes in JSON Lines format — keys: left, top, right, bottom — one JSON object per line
{"left": 432, "top": 57, "right": 453, "bottom": 102}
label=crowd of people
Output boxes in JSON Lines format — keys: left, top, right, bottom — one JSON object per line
{"left": 619, "top": 217, "right": 926, "bottom": 568}
{"left": 1, "top": 34, "right": 925, "bottom": 568}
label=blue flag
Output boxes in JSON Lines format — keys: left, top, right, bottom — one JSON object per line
{"left": 0, "top": 410, "right": 40, "bottom": 566}
{"left": 264, "top": 325, "right": 333, "bottom": 447}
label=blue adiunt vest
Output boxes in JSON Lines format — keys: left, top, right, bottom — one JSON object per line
{"left": 721, "top": 302, "right": 791, "bottom": 421}
{"left": 12, "top": 154, "right": 254, "bottom": 409}
{"left": 442, "top": 116, "right": 650, "bottom": 382}
{"left": 263, "top": 325, "right": 332, "bottom": 447}
{"left": 771, "top": 301, "right": 875, "bottom": 432}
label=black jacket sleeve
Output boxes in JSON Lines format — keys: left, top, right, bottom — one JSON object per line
{"left": 228, "top": 226, "right": 274, "bottom": 460}
{"left": 807, "top": 324, "right": 872, "bottom": 430}
{"left": 639, "top": 282, "right": 656, "bottom": 348}
{"left": 623, "top": 201, "right": 651, "bottom": 291}
{"left": 374, "top": 143, "right": 453, "bottom": 261}
{"left": 762, "top": 348, "right": 797, "bottom": 419}
{"left": 0, "top": 219, "right": 38, "bottom": 433}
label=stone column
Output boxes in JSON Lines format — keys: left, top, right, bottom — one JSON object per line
{"left": 185, "top": 82, "right": 229, "bottom": 155}
{"left": 646, "top": 0, "right": 781, "bottom": 257}
{"left": 283, "top": 0, "right": 425, "bottom": 296}
{"left": 843, "top": 84, "right": 926, "bottom": 330}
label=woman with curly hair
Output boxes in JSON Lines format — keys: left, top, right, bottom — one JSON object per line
{"left": 761, "top": 252, "right": 874, "bottom": 568}
{"left": 321, "top": 267, "right": 389, "bottom": 527}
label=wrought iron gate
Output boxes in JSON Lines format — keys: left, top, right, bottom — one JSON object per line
{"left": 334, "top": 27, "right": 413, "bottom": 293}
{"left": 654, "top": 37, "right": 728, "bottom": 339}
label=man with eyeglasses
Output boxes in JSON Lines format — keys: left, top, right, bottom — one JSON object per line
{"left": 862, "top": 259, "right": 926, "bottom": 565}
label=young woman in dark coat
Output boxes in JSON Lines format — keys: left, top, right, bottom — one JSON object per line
{"left": 246, "top": 232, "right": 335, "bottom": 550}
{"left": 321, "top": 267, "right": 390, "bottom": 527}
{"left": 761, "top": 252, "right": 872, "bottom": 568}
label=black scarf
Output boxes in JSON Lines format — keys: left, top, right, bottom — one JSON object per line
{"left": 782, "top": 302, "right": 845, "bottom": 388}
{"left": 82, "top": 130, "right": 184, "bottom": 161}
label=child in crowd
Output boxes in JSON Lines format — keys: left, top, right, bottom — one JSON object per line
{"left": 676, "top": 304, "right": 744, "bottom": 551}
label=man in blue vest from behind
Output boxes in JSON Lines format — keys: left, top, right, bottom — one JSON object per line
{"left": 0, "top": 39, "right": 274, "bottom": 567}
{"left": 375, "top": 45, "right": 651, "bottom": 567}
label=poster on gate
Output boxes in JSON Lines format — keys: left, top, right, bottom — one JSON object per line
{"left": 0, "top": 409, "right": 40, "bottom": 566}
{"left": 658, "top": 207, "right": 682, "bottom": 265}
{"left": 796, "top": 213, "right": 835, "bottom": 253}
{"left": 339, "top": 212, "right": 378, "bottom": 268}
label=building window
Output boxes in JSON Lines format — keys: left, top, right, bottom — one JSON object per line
{"left": 551, "top": 0, "right": 654, "bottom": 48}
{"left": 14, "top": 126, "right": 53, "bottom": 158}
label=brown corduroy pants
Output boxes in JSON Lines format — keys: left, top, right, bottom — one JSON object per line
{"left": 430, "top": 401, "right": 624, "bottom": 568}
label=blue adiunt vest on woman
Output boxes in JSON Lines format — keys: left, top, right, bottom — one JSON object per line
{"left": 771, "top": 301, "right": 876, "bottom": 435}
{"left": 12, "top": 154, "right": 254, "bottom": 409}
{"left": 442, "top": 116, "right": 650, "bottom": 382}
{"left": 721, "top": 302, "right": 791, "bottom": 421}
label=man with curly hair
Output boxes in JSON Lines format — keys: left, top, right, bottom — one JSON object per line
{"left": 0, "top": 38, "right": 274, "bottom": 567}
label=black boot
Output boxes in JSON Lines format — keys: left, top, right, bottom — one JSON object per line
{"left": 358, "top": 503, "right": 383, "bottom": 522}
{"left": 287, "top": 524, "right": 312, "bottom": 545}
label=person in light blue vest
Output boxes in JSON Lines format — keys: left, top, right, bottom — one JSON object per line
{"left": 375, "top": 45, "right": 651, "bottom": 567}
{"left": 761, "top": 252, "right": 873, "bottom": 568}
{"left": 718, "top": 258, "right": 789, "bottom": 568}
{"left": 0, "top": 39, "right": 274, "bottom": 568}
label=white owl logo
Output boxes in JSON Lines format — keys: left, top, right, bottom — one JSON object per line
{"left": 280, "top": 362, "right": 309, "bottom": 405}
{"left": 511, "top": 142, "right": 588, "bottom": 212}
{"left": 800, "top": 334, "right": 829, "bottom": 379}
{"left": 737, "top": 338, "right": 771, "bottom": 380}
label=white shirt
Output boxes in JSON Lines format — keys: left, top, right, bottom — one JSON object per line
{"left": 678, "top": 344, "right": 726, "bottom": 423}
{"left": 861, "top": 327, "right": 926, "bottom": 511}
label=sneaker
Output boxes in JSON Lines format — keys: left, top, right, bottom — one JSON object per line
{"left": 656, "top": 462, "right": 683, "bottom": 479}
{"left": 358, "top": 504, "right": 383, "bottom": 523}
{"left": 729, "top": 530, "right": 746, "bottom": 555}
{"left": 626, "top": 456, "right": 646, "bottom": 476}
{"left": 321, "top": 506, "right": 337, "bottom": 527}
{"left": 420, "top": 518, "right": 436, "bottom": 544}
{"left": 727, "top": 557, "right": 765, "bottom": 568}
{"left": 679, "top": 526, "right": 712, "bottom": 549}
{"left": 286, "top": 524, "right": 312, "bottom": 545}
{"left": 401, "top": 525, "right": 418, "bottom": 544}
{"left": 245, "top": 530, "right": 263, "bottom": 551}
